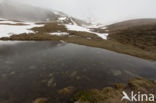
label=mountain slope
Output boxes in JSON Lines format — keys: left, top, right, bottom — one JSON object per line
{"left": 0, "top": 18, "right": 156, "bottom": 60}
{"left": 0, "top": 1, "right": 155, "bottom": 60}
{"left": 0, "top": 1, "right": 58, "bottom": 21}
{"left": 108, "top": 18, "right": 156, "bottom": 30}
{"left": 0, "top": 0, "right": 88, "bottom": 26}
{"left": 108, "top": 19, "right": 156, "bottom": 51}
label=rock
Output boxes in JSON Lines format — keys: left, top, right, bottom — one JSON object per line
{"left": 49, "top": 73, "right": 54, "bottom": 77}
{"left": 10, "top": 72, "right": 15, "bottom": 75}
{"left": 59, "top": 87, "right": 74, "bottom": 95}
{"left": 70, "top": 71, "right": 77, "bottom": 77}
{"left": 47, "top": 77, "right": 54, "bottom": 87}
{"left": 76, "top": 76, "right": 81, "bottom": 80}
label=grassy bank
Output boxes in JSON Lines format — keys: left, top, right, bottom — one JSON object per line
{"left": 0, "top": 22, "right": 156, "bottom": 60}
{"left": 108, "top": 19, "right": 156, "bottom": 53}
{"left": 1, "top": 33, "right": 156, "bottom": 60}
{"left": 70, "top": 78, "right": 156, "bottom": 103}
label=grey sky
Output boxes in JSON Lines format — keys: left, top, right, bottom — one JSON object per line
{"left": 2, "top": 0, "right": 156, "bottom": 24}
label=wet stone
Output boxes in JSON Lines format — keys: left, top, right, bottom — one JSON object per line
{"left": 70, "top": 71, "right": 77, "bottom": 77}
{"left": 32, "top": 98, "right": 48, "bottom": 103}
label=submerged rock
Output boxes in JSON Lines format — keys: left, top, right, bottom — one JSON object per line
{"left": 47, "top": 76, "right": 56, "bottom": 87}
{"left": 29, "top": 65, "right": 37, "bottom": 69}
{"left": 49, "top": 73, "right": 54, "bottom": 77}
{"left": 5, "top": 60, "right": 15, "bottom": 64}
{"left": 59, "top": 87, "right": 74, "bottom": 95}
{"left": 47, "top": 78, "right": 54, "bottom": 87}
{"left": 32, "top": 98, "right": 48, "bottom": 103}
{"left": 70, "top": 71, "right": 77, "bottom": 77}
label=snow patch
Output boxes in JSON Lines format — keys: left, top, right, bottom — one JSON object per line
{"left": 50, "top": 32, "right": 69, "bottom": 36}
{"left": 65, "top": 24, "right": 90, "bottom": 32}
{"left": 0, "top": 20, "right": 21, "bottom": 24}
{"left": 0, "top": 19, "right": 44, "bottom": 38}
{"left": 70, "top": 18, "right": 77, "bottom": 25}
{"left": 93, "top": 33, "right": 108, "bottom": 40}
{"left": 65, "top": 24, "right": 108, "bottom": 39}
{"left": 101, "top": 26, "right": 107, "bottom": 29}
{"left": 0, "top": 18, "right": 7, "bottom": 21}
{"left": 58, "top": 17, "right": 67, "bottom": 21}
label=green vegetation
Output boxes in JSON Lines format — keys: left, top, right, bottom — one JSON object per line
{"left": 71, "top": 90, "right": 97, "bottom": 103}
{"left": 71, "top": 78, "right": 156, "bottom": 103}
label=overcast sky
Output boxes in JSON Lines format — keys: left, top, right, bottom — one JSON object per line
{"left": 1, "top": 0, "right": 156, "bottom": 24}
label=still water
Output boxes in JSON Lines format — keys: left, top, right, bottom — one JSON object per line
{"left": 0, "top": 41, "right": 155, "bottom": 103}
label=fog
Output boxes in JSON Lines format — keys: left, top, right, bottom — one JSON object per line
{"left": 1, "top": 0, "right": 156, "bottom": 24}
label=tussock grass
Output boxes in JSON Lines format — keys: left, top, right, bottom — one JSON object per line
{"left": 108, "top": 21, "right": 156, "bottom": 52}
{"left": 71, "top": 78, "right": 156, "bottom": 103}
{"left": 65, "top": 38, "right": 156, "bottom": 60}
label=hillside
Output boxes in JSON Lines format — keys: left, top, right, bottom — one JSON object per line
{"left": 0, "top": 1, "right": 156, "bottom": 61}
{"left": 108, "top": 19, "right": 156, "bottom": 52}
{"left": 0, "top": 0, "right": 88, "bottom": 26}
{"left": 0, "top": 18, "right": 156, "bottom": 60}
{"left": 0, "top": 1, "right": 58, "bottom": 21}
{"left": 108, "top": 18, "right": 156, "bottom": 30}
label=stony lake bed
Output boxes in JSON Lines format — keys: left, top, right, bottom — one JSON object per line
{"left": 0, "top": 40, "right": 156, "bottom": 103}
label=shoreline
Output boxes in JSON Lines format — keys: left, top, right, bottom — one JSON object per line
{"left": 0, "top": 36, "right": 156, "bottom": 61}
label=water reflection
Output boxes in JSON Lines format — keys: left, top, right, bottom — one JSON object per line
{"left": 0, "top": 41, "right": 155, "bottom": 103}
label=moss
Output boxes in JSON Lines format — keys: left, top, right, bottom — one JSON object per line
{"left": 114, "top": 83, "right": 127, "bottom": 90}
{"left": 71, "top": 90, "right": 97, "bottom": 103}
{"left": 128, "top": 78, "right": 156, "bottom": 92}
{"left": 71, "top": 78, "right": 156, "bottom": 103}
{"left": 59, "top": 87, "right": 74, "bottom": 95}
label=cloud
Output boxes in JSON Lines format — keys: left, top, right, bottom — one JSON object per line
{"left": 2, "top": 0, "right": 156, "bottom": 24}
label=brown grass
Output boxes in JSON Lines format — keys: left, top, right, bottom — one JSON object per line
{"left": 65, "top": 38, "right": 156, "bottom": 60}
{"left": 0, "top": 22, "right": 156, "bottom": 60}
{"left": 31, "top": 22, "right": 67, "bottom": 33}
{"left": 108, "top": 20, "right": 156, "bottom": 52}
{"left": 71, "top": 78, "right": 156, "bottom": 103}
